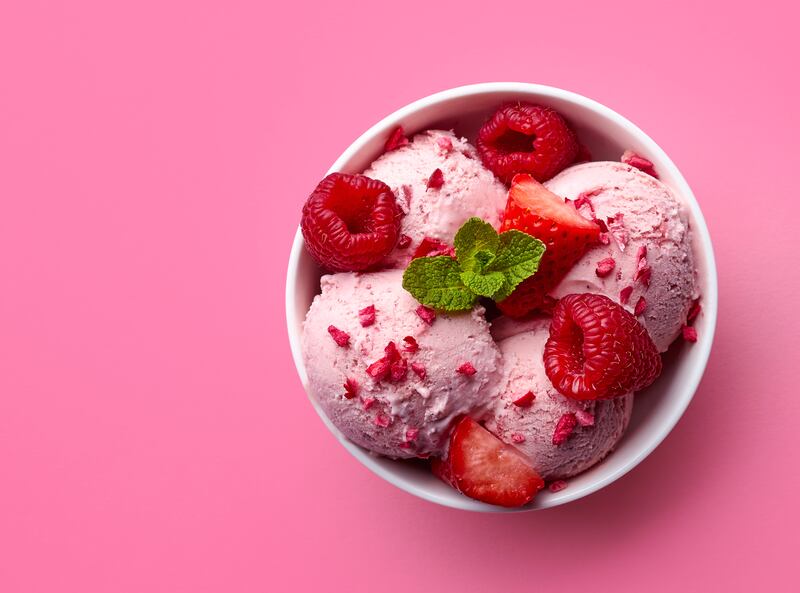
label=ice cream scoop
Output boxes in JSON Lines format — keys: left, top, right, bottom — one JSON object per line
{"left": 486, "top": 317, "right": 633, "bottom": 480}
{"left": 363, "top": 130, "right": 507, "bottom": 267}
{"left": 545, "top": 161, "right": 697, "bottom": 351}
{"left": 301, "top": 269, "right": 503, "bottom": 459}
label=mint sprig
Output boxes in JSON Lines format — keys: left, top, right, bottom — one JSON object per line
{"left": 402, "top": 218, "right": 545, "bottom": 312}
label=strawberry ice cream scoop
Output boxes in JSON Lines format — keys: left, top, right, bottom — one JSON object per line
{"left": 301, "top": 269, "right": 503, "bottom": 459}
{"left": 363, "top": 130, "right": 507, "bottom": 267}
{"left": 545, "top": 161, "right": 698, "bottom": 352}
{"left": 485, "top": 318, "right": 633, "bottom": 480}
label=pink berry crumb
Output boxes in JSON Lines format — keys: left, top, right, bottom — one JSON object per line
{"left": 634, "top": 296, "right": 647, "bottom": 316}
{"left": 575, "top": 409, "right": 595, "bottom": 427}
{"left": 456, "top": 362, "right": 477, "bottom": 376}
{"left": 621, "top": 150, "right": 659, "bottom": 178}
{"left": 327, "top": 325, "right": 350, "bottom": 347}
{"left": 375, "top": 413, "right": 391, "bottom": 428}
{"left": 402, "top": 336, "right": 419, "bottom": 353}
{"left": 415, "top": 305, "right": 436, "bottom": 325}
{"left": 396, "top": 233, "right": 412, "bottom": 249}
{"left": 548, "top": 480, "right": 568, "bottom": 493}
{"left": 687, "top": 298, "right": 702, "bottom": 323}
{"left": 511, "top": 433, "right": 526, "bottom": 444}
{"left": 619, "top": 286, "right": 633, "bottom": 305}
{"left": 384, "top": 126, "right": 409, "bottom": 152}
{"left": 362, "top": 397, "right": 375, "bottom": 411}
{"left": 552, "top": 413, "right": 577, "bottom": 446}
{"left": 411, "top": 362, "right": 426, "bottom": 380}
{"left": 682, "top": 325, "right": 698, "bottom": 342}
{"left": 405, "top": 428, "right": 419, "bottom": 442}
{"left": 513, "top": 391, "right": 536, "bottom": 407}
{"left": 595, "top": 257, "right": 616, "bottom": 278}
{"left": 358, "top": 305, "right": 376, "bottom": 327}
{"left": 436, "top": 136, "right": 453, "bottom": 153}
{"left": 427, "top": 168, "right": 444, "bottom": 190}
{"left": 343, "top": 377, "right": 358, "bottom": 399}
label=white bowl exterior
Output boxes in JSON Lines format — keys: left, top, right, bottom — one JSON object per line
{"left": 285, "top": 83, "right": 718, "bottom": 512}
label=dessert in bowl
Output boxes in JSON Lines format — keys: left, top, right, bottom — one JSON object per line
{"left": 286, "top": 83, "right": 717, "bottom": 511}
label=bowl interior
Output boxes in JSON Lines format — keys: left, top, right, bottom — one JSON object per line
{"left": 286, "top": 83, "right": 717, "bottom": 512}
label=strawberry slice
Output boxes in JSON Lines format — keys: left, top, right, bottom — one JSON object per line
{"left": 498, "top": 174, "right": 600, "bottom": 317}
{"left": 432, "top": 417, "right": 544, "bottom": 507}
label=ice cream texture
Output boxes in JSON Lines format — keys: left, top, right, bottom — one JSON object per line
{"left": 363, "top": 130, "right": 507, "bottom": 267}
{"left": 301, "top": 269, "right": 503, "bottom": 459}
{"left": 486, "top": 317, "right": 633, "bottom": 480}
{"left": 545, "top": 161, "right": 697, "bottom": 352}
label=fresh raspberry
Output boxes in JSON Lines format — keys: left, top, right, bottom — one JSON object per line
{"left": 621, "top": 150, "right": 659, "bottom": 179}
{"left": 327, "top": 325, "right": 350, "bottom": 347}
{"left": 432, "top": 417, "right": 545, "bottom": 507}
{"left": 512, "top": 391, "right": 536, "bottom": 407}
{"left": 301, "top": 173, "right": 402, "bottom": 272}
{"left": 498, "top": 175, "right": 601, "bottom": 317}
{"left": 544, "top": 293, "right": 662, "bottom": 400}
{"left": 477, "top": 103, "right": 579, "bottom": 183}
{"left": 412, "top": 237, "right": 455, "bottom": 259}
{"left": 427, "top": 168, "right": 444, "bottom": 190}
{"left": 552, "top": 413, "right": 577, "bottom": 445}
{"left": 384, "top": 126, "right": 409, "bottom": 152}
{"left": 415, "top": 305, "right": 436, "bottom": 325}
{"left": 358, "top": 305, "right": 376, "bottom": 327}
{"left": 595, "top": 257, "right": 616, "bottom": 278}
{"left": 457, "top": 362, "right": 477, "bottom": 376}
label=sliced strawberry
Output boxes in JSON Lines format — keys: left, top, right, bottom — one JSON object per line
{"left": 498, "top": 174, "right": 600, "bottom": 317}
{"left": 433, "top": 417, "right": 544, "bottom": 507}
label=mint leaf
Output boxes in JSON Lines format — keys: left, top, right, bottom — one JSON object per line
{"left": 460, "top": 270, "right": 506, "bottom": 298}
{"left": 485, "top": 230, "right": 546, "bottom": 301}
{"left": 454, "top": 218, "right": 499, "bottom": 273}
{"left": 402, "top": 256, "right": 477, "bottom": 311}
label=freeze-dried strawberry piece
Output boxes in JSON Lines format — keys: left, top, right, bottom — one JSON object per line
{"left": 436, "top": 136, "right": 453, "bottom": 153}
{"left": 427, "top": 168, "right": 444, "bottom": 190}
{"left": 687, "top": 298, "right": 702, "bottom": 324}
{"left": 396, "top": 233, "right": 412, "bottom": 249}
{"left": 415, "top": 305, "right": 436, "bottom": 325}
{"left": 457, "top": 362, "right": 477, "bottom": 376}
{"left": 405, "top": 428, "right": 419, "bottom": 442}
{"left": 595, "top": 257, "right": 616, "bottom": 278}
{"left": 682, "top": 325, "right": 698, "bottom": 342}
{"left": 343, "top": 378, "right": 358, "bottom": 399}
{"left": 402, "top": 336, "right": 419, "bottom": 353}
{"left": 327, "top": 325, "right": 351, "bottom": 347}
{"left": 575, "top": 409, "right": 595, "bottom": 427}
{"left": 620, "top": 286, "right": 633, "bottom": 305}
{"left": 548, "top": 480, "right": 568, "bottom": 492}
{"left": 375, "top": 413, "right": 391, "bottom": 428}
{"left": 512, "top": 391, "right": 536, "bottom": 407}
{"left": 621, "top": 150, "right": 659, "bottom": 178}
{"left": 511, "top": 433, "right": 526, "bottom": 444}
{"left": 358, "top": 305, "right": 376, "bottom": 327}
{"left": 411, "top": 362, "right": 426, "bottom": 380}
{"left": 412, "top": 237, "right": 455, "bottom": 259}
{"left": 384, "top": 126, "right": 409, "bottom": 152}
{"left": 552, "top": 413, "right": 578, "bottom": 445}
{"left": 634, "top": 296, "right": 647, "bottom": 316}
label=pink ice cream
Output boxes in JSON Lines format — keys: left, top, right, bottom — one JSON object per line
{"left": 486, "top": 317, "right": 633, "bottom": 480}
{"left": 545, "top": 161, "right": 697, "bottom": 352}
{"left": 301, "top": 269, "right": 502, "bottom": 459}
{"left": 363, "top": 130, "right": 507, "bottom": 267}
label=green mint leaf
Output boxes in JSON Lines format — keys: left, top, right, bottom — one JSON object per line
{"left": 460, "top": 270, "right": 506, "bottom": 298}
{"left": 485, "top": 230, "right": 546, "bottom": 301}
{"left": 402, "top": 256, "right": 478, "bottom": 311}
{"left": 454, "top": 218, "right": 499, "bottom": 273}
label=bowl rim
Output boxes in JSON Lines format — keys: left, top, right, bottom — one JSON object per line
{"left": 285, "top": 82, "right": 718, "bottom": 512}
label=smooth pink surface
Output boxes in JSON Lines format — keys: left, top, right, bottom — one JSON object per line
{"left": 0, "top": 2, "right": 796, "bottom": 592}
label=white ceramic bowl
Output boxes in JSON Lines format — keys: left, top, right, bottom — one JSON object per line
{"left": 285, "top": 82, "right": 717, "bottom": 512}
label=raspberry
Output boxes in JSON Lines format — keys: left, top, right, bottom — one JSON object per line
{"left": 427, "top": 168, "right": 444, "bottom": 190}
{"left": 384, "top": 126, "right": 409, "bottom": 152}
{"left": 544, "top": 293, "right": 662, "bottom": 400}
{"left": 457, "top": 362, "right": 477, "bottom": 376}
{"left": 552, "top": 413, "right": 577, "bottom": 445}
{"left": 301, "top": 173, "right": 402, "bottom": 272}
{"left": 358, "top": 305, "right": 376, "bottom": 327}
{"left": 512, "top": 391, "right": 536, "bottom": 407}
{"left": 327, "top": 325, "right": 350, "bottom": 347}
{"left": 477, "top": 103, "right": 579, "bottom": 183}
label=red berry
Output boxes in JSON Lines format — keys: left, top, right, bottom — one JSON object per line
{"left": 477, "top": 103, "right": 578, "bottom": 184}
{"left": 498, "top": 175, "right": 600, "bottom": 317}
{"left": 301, "top": 173, "right": 402, "bottom": 272}
{"left": 432, "top": 417, "right": 544, "bottom": 508}
{"left": 544, "top": 293, "right": 662, "bottom": 400}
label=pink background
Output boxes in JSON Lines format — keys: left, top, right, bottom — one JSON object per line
{"left": 1, "top": 1, "right": 797, "bottom": 591}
